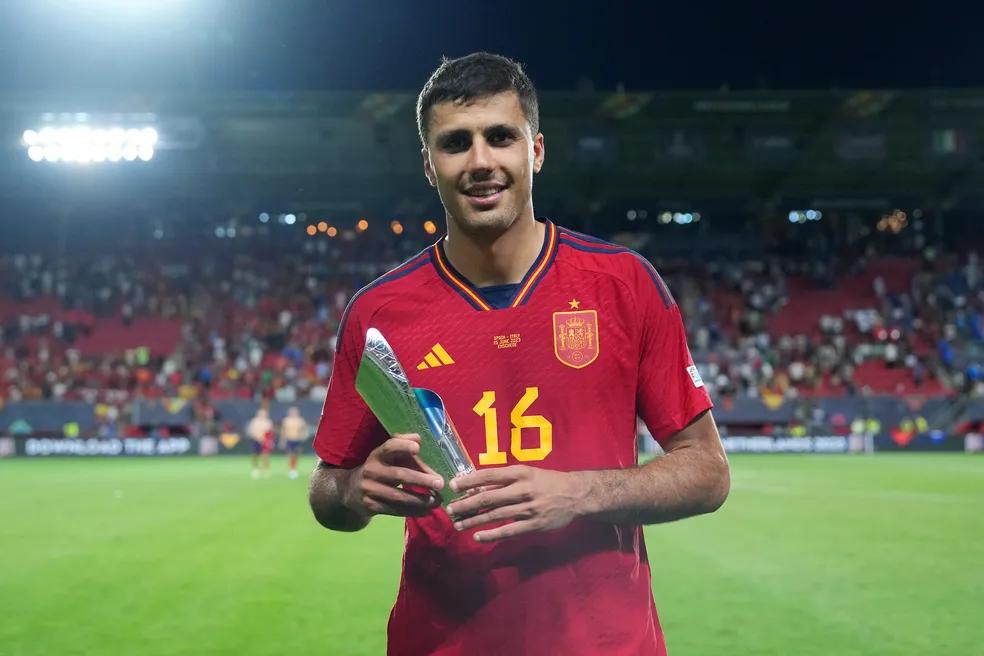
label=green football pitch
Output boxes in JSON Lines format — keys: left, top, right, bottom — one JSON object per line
{"left": 1, "top": 454, "right": 981, "bottom": 656}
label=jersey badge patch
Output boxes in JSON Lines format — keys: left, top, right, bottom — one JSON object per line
{"left": 553, "top": 309, "right": 599, "bottom": 369}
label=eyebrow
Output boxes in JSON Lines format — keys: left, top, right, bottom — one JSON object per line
{"left": 435, "top": 124, "right": 521, "bottom": 145}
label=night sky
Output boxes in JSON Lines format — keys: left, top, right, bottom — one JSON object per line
{"left": 0, "top": 0, "right": 981, "bottom": 93}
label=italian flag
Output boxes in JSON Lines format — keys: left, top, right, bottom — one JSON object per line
{"left": 933, "top": 128, "right": 968, "bottom": 154}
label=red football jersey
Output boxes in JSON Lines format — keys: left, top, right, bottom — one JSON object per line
{"left": 315, "top": 220, "right": 712, "bottom": 656}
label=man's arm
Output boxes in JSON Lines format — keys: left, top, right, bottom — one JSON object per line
{"left": 576, "top": 410, "right": 729, "bottom": 524}
{"left": 308, "top": 433, "right": 445, "bottom": 533}
{"left": 447, "top": 410, "right": 729, "bottom": 542}
{"left": 308, "top": 462, "right": 371, "bottom": 532}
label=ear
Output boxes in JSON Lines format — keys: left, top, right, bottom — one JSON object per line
{"left": 421, "top": 148, "right": 437, "bottom": 187}
{"left": 532, "top": 133, "right": 545, "bottom": 174}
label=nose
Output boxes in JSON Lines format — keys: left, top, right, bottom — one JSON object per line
{"left": 466, "top": 137, "right": 494, "bottom": 177}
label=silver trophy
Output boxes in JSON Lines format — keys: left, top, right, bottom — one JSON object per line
{"left": 356, "top": 328, "right": 474, "bottom": 505}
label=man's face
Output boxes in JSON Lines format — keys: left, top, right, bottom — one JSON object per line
{"left": 422, "top": 91, "right": 544, "bottom": 238}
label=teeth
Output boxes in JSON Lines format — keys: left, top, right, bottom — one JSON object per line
{"left": 469, "top": 188, "right": 503, "bottom": 197}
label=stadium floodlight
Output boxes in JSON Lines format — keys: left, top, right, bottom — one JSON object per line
{"left": 22, "top": 122, "right": 157, "bottom": 164}
{"left": 789, "top": 210, "right": 822, "bottom": 224}
{"left": 141, "top": 128, "right": 159, "bottom": 145}
{"left": 284, "top": 214, "right": 297, "bottom": 225}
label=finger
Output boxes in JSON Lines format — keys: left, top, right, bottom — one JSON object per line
{"left": 447, "top": 482, "right": 502, "bottom": 505}
{"left": 473, "top": 519, "right": 539, "bottom": 543}
{"left": 387, "top": 434, "right": 444, "bottom": 490}
{"left": 364, "top": 496, "right": 439, "bottom": 518}
{"left": 452, "top": 502, "right": 534, "bottom": 531}
{"left": 362, "top": 479, "right": 438, "bottom": 510}
{"left": 450, "top": 466, "right": 525, "bottom": 493}
{"left": 376, "top": 436, "right": 423, "bottom": 462}
{"left": 411, "top": 454, "right": 442, "bottom": 481}
{"left": 416, "top": 458, "right": 439, "bottom": 479}
{"left": 446, "top": 484, "right": 528, "bottom": 519}
{"left": 365, "top": 464, "right": 444, "bottom": 491}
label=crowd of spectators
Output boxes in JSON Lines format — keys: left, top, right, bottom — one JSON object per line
{"left": 645, "top": 240, "right": 984, "bottom": 403}
{"left": 0, "top": 238, "right": 389, "bottom": 407}
{"left": 2, "top": 228, "right": 983, "bottom": 417}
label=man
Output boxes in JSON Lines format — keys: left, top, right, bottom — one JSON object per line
{"left": 247, "top": 407, "right": 274, "bottom": 479}
{"left": 309, "top": 52, "right": 729, "bottom": 655}
{"left": 280, "top": 405, "right": 309, "bottom": 480}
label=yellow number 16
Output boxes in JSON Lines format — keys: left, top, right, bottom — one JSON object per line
{"left": 472, "top": 386, "right": 553, "bottom": 465}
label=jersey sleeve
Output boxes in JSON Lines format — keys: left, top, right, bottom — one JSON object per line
{"left": 313, "top": 298, "right": 389, "bottom": 467}
{"left": 633, "top": 261, "right": 713, "bottom": 446}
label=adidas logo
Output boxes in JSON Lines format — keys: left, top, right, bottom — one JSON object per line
{"left": 416, "top": 343, "right": 455, "bottom": 370}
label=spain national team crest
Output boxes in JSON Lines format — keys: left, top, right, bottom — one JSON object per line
{"left": 553, "top": 309, "right": 600, "bottom": 369}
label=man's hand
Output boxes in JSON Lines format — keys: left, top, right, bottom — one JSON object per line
{"left": 345, "top": 433, "right": 445, "bottom": 518}
{"left": 445, "top": 466, "right": 588, "bottom": 543}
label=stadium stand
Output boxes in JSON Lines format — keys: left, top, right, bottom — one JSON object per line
{"left": 2, "top": 221, "right": 983, "bottom": 441}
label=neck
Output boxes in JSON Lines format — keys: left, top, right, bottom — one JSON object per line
{"left": 442, "top": 215, "right": 545, "bottom": 287}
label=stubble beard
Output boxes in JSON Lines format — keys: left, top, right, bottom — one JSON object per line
{"left": 441, "top": 184, "right": 524, "bottom": 242}
{"left": 450, "top": 206, "right": 518, "bottom": 241}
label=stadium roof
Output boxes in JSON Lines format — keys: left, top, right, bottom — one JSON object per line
{"left": 3, "top": 88, "right": 984, "bottom": 215}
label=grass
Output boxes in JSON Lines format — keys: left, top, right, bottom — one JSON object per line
{"left": 0, "top": 454, "right": 981, "bottom": 655}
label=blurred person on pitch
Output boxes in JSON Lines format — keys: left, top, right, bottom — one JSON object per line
{"left": 247, "top": 407, "right": 274, "bottom": 479}
{"left": 280, "top": 406, "right": 310, "bottom": 480}
{"left": 309, "top": 52, "right": 730, "bottom": 655}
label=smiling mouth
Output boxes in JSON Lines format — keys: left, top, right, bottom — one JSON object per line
{"left": 463, "top": 188, "right": 506, "bottom": 208}
{"left": 463, "top": 185, "right": 508, "bottom": 198}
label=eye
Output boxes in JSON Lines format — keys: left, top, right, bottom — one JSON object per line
{"left": 441, "top": 135, "right": 469, "bottom": 152}
{"left": 488, "top": 130, "right": 516, "bottom": 146}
